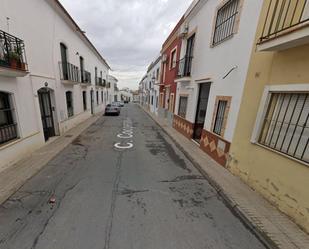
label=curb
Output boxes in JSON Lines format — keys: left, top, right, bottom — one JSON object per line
{"left": 140, "top": 105, "right": 278, "bottom": 249}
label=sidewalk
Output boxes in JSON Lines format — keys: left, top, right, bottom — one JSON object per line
{"left": 141, "top": 106, "right": 309, "bottom": 249}
{"left": 0, "top": 114, "right": 101, "bottom": 205}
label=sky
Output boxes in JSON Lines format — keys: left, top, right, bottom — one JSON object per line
{"left": 59, "top": 0, "right": 193, "bottom": 90}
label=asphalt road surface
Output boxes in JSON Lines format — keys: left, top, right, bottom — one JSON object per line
{"left": 0, "top": 104, "right": 266, "bottom": 249}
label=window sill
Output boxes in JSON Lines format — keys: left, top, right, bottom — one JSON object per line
{"left": 252, "top": 142, "right": 309, "bottom": 167}
{"left": 210, "top": 33, "right": 234, "bottom": 48}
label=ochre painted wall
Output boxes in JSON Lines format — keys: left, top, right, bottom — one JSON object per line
{"left": 229, "top": 0, "right": 309, "bottom": 233}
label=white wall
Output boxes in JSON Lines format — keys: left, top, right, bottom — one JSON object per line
{"left": 0, "top": 0, "right": 109, "bottom": 171}
{"left": 149, "top": 59, "right": 161, "bottom": 114}
{"left": 176, "top": 0, "right": 263, "bottom": 142}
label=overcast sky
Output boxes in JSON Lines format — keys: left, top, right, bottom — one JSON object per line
{"left": 59, "top": 0, "right": 192, "bottom": 90}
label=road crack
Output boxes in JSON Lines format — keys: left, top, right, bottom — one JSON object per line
{"left": 103, "top": 151, "right": 123, "bottom": 249}
{"left": 30, "top": 179, "right": 83, "bottom": 249}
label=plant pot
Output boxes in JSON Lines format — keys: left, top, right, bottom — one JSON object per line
{"left": 10, "top": 59, "right": 18, "bottom": 69}
{"left": 20, "top": 62, "right": 26, "bottom": 71}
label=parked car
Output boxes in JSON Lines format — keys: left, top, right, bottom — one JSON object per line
{"left": 119, "top": 101, "right": 125, "bottom": 107}
{"left": 124, "top": 100, "right": 129, "bottom": 104}
{"left": 112, "top": 101, "right": 123, "bottom": 107}
{"left": 105, "top": 103, "right": 120, "bottom": 116}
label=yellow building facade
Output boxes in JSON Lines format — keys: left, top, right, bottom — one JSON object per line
{"left": 229, "top": 0, "right": 309, "bottom": 233}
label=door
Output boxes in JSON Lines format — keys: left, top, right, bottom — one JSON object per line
{"left": 38, "top": 90, "right": 55, "bottom": 141}
{"left": 193, "top": 83, "right": 211, "bottom": 142}
{"left": 90, "top": 89, "right": 94, "bottom": 114}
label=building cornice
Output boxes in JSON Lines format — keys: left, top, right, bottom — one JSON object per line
{"left": 49, "top": 0, "right": 111, "bottom": 69}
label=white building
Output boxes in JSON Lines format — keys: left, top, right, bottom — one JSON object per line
{"left": 107, "top": 75, "right": 118, "bottom": 103}
{"left": 174, "top": 0, "right": 263, "bottom": 166}
{"left": 0, "top": 0, "right": 110, "bottom": 173}
{"left": 147, "top": 55, "right": 161, "bottom": 114}
{"left": 139, "top": 75, "right": 148, "bottom": 107}
{"left": 132, "top": 90, "right": 139, "bottom": 103}
{"left": 119, "top": 88, "right": 133, "bottom": 102}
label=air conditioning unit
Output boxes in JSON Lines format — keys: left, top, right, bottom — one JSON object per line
{"left": 179, "top": 23, "right": 189, "bottom": 38}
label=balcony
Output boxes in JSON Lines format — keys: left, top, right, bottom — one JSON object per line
{"left": 0, "top": 30, "right": 28, "bottom": 77}
{"left": 96, "top": 77, "right": 106, "bottom": 87}
{"left": 80, "top": 70, "right": 91, "bottom": 86}
{"left": 258, "top": 0, "right": 309, "bottom": 51}
{"left": 175, "top": 56, "right": 193, "bottom": 83}
{"left": 59, "top": 62, "right": 80, "bottom": 84}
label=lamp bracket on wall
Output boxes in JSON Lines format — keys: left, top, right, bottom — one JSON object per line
{"left": 223, "top": 66, "right": 238, "bottom": 79}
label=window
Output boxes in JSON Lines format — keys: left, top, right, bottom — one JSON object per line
{"left": 96, "top": 91, "right": 99, "bottom": 105}
{"left": 101, "top": 91, "right": 104, "bottom": 102}
{"left": 60, "top": 43, "right": 68, "bottom": 80}
{"left": 213, "top": 100, "right": 228, "bottom": 135}
{"left": 162, "top": 63, "right": 166, "bottom": 83}
{"left": 178, "top": 96, "right": 188, "bottom": 118}
{"left": 259, "top": 93, "right": 309, "bottom": 164}
{"left": 95, "top": 67, "right": 98, "bottom": 85}
{"left": 80, "top": 57, "right": 85, "bottom": 83}
{"left": 213, "top": 0, "right": 239, "bottom": 46}
{"left": 82, "top": 91, "right": 87, "bottom": 111}
{"left": 65, "top": 91, "right": 73, "bottom": 117}
{"left": 0, "top": 92, "right": 17, "bottom": 145}
{"left": 151, "top": 96, "right": 154, "bottom": 105}
{"left": 170, "top": 49, "right": 177, "bottom": 69}
{"left": 156, "top": 68, "right": 159, "bottom": 80}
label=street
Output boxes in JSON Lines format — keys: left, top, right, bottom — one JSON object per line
{"left": 0, "top": 104, "right": 266, "bottom": 249}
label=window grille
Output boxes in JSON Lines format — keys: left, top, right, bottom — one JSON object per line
{"left": 0, "top": 92, "right": 17, "bottom": 144}
{"left": 213, "top": 0, "right": 239, "bottom": 45}
{"left": 66, "top": 91, "right": 74, "bottom": 117}
{"left": 213, "top": 100, "right": 228, "bottom": 135}
{"left": 178, "top": 96, "right": 188, "bottom": 118}
{"left": 259, "top": 93, "right": 309, "bottom": 163}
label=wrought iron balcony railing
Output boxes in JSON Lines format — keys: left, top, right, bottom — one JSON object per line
{"left": 177, "top": 56, "right": 193, "bottom": 78}
{"left": 259, "top": 0, "right": 309, "bottom": 43}
{"left": 59, "top": 62, "right": 80, "bottom": 82}
{"left": 0, "top": 30, "right": 28, "bottom": 71}
{"left": 81, "top": 70, "right": 91, "bottom": 84}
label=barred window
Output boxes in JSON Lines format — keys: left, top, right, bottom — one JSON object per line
{"left": 0, "top": 92, "right": 17, "bottom": 145}
{"left": 66, "top": 91, "right": 74, "bottom": 117}
{"left": 178, "top": 96, "right": 188, "bottom": 118}
{"left": 213, "top": 0, "right": 239, "bottom": 46}
{"left": 259, "top": 93, "right": 309, "bottom": 163}
{"left": 213, "top": 100, "right": 228, "bottom": 135}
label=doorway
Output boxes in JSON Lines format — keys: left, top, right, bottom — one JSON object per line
{"left": 193, "top": 83, "right": 211, "bottom": 142}
{"left": 90, "top": 89, "right": 94, "bottom": 115}
{"left": 38, "top": 88, "right": 55, "bottom": 141}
